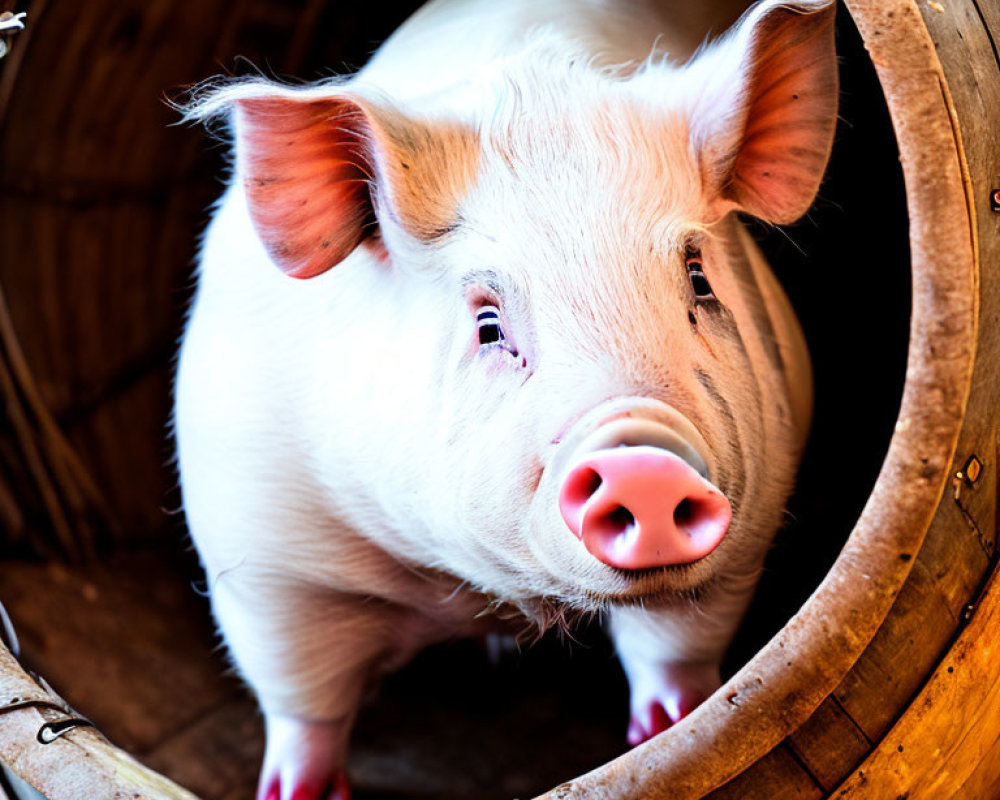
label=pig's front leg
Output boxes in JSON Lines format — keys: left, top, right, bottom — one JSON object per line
{"left": 609, "top": 580, "right": 756, "bottom": 745}
{"left": 211, "top": 575, "right": 421, "bottom": 800}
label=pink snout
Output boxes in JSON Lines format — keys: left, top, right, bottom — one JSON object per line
{"left": 559, "top": 446, "right": 731, "bottom": 570}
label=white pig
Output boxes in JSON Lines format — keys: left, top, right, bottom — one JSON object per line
{"left": 176, "top": 1, "right": 836, "bottom": 798}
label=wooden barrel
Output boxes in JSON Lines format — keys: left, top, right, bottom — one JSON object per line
{"left": 0, "top": 0, "right": 995, "bottom": 798}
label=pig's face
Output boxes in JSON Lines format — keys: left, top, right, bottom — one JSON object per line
{"left": 188, "top": 0, "right": 836, "bottom": 617}
{"left": 415, "top": 94, "right": 787, "bottom": 607}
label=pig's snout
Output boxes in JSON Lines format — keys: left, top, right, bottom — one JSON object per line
{"left": 558, "top": 419, "right": 731, "bottom": 570}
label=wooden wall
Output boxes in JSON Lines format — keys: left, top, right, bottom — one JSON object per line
{"left": 0, "top": 0, "right": 423, "bottom": 556}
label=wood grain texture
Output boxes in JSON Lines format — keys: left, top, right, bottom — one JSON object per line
{"left": 786, "top": 698, "right": 871, "bottom": 791}
{"left": 824, "top": 0, "right": 1000, "bottom": 791}
{"left": 142, "top": 700, "right": 263, "bottom": 800}
{"left": 707, "top": 744, "right": 823, "bottom": 800}
{"left": 713, "top": 0, "right": 1000, "bottom": 794}
{"left": 0, "top": 626, "right": 198, "bottom": 800}
{"left": 0, "top": 551, "right": 637, "bottom": 800}
{"left": 832, "top": 512, "right": 990, "bottom": 744}
{"left": 718, "top": 0, "right": 1000, "bottom": 794}
{"left": 0, "top": 0, "right": 423, "bottom": 550}
{"left": 830, "top": 566, "right": 1000, "bottom": 797}
{"left": 0, "top": 551, "right": 251, "bottom": 799}
{"left": 0, "top": 553, "right": 236, "bottom": 754}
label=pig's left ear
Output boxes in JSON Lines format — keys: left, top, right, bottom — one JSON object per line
{"left": 685, "top": 0, "right": 838, "bottom": 224}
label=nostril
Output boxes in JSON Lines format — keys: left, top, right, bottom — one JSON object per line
{"left": 674, "top": 496, "right": 726, "bottom": 541}
{"left": 674, "top": 498, "right": 693, "bottom": 528}
{"left": 563, "top": 466, "right": 603, "bottom": 507}
{"left": 559, "top": 465, "right": 605, "bottom": 538}
{"left": 605, "top": 505, "right": 635, "bottom": 535}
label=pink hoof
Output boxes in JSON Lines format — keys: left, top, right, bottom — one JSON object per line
{"left": 331, "top": 771, "right": 351, "bottom": 800}
{"left": 627, "top": 692, "right": 708, "bottom": 746}
{"left": 627, "top": 701, "right": 673, "bottom": 746}
{"left": 258, "top": 715, "right": 350, "bottom": 800}
{"left": 258, "top": 772, "right": 349, "bottom": 800}
{"left": 625, "top": 662, "right": 720, "bottom": 746}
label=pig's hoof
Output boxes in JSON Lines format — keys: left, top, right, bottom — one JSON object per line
{"left": 259, "top": 771, "right": 349, "bottom": 800}
{"left": 258, "top": 715, "right": 351, "bottom": 800}
{"left": 625, "top": 662, "right": 720, "bottom": 746}
{"left": 626, "top": 696, "right": 699, "bottom": 746}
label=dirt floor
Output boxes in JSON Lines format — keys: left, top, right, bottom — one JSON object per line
{"left": 0, "top": 548, "right": 629, "bottom": 800}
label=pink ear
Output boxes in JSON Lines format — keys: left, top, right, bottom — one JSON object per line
{"left": 693, "top": 1, "right": 838, "bottom": 224}
{"left": 235, "top": 95, "right": 374, "bottom": 279}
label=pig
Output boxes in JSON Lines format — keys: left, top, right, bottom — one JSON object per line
{"left": 175, "top": 0, "right": 837, "bottom": 798}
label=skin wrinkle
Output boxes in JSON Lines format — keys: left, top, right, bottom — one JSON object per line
{"left": 720, "top": 218, "right": 788, "bottom": 382}
{"left": 694, "top": 367, "right": 747, "bottom": 514}
{"left": 687, "top": 257, "right": 764, "bottom": 516}
{"left": 706, "top": 246, "right": 771, "bottom": 473}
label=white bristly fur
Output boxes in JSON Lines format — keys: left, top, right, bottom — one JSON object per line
{"left": 176, "top": 0, "right": 834, "bottom": 794}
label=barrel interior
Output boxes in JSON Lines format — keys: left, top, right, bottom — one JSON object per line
{"left": 0, "top": 2, "right": 912, "bottom": 799}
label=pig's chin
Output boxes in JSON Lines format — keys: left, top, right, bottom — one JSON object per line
{"left": 525, "top": 505, "right": 734, "bottom": 611}
{"left": 589, "top": 559, "right": 721, "bottom": 606}
{"left": 577, "top": 546, "right": 726, "bottom": 607}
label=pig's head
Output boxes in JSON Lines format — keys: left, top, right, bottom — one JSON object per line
{"left": 189, "top": 0, "right": 837, "bottom": 619}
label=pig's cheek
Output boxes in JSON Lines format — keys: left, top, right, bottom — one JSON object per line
{"left": 474, "top": 347, "right": 528, "bottom": 380}
{"left": 524, "top": 464, "right": 581, "bottom": 568}
{"left": 457, "top": 407, "right": 545, "bottom": 550}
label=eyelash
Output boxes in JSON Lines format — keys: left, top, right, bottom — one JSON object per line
{"left": 685, "top": 245, "right": 715, "bottom": 301}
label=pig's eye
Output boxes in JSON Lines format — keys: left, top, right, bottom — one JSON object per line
{"left": 477, "top": 306, "right": 506, "bottom": 346}
{"left": 685, "top": 246, "right": 715, "bottom": 301}
{"left": 468, "top": 292, "right": 523, "bottom": 366}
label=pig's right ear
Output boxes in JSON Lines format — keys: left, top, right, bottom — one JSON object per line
{"left": 185, "top": 84, "right": 445, "bottom": 279}
{"left": 225, "top": 91, "right": 387, "bottom": 278}
{"left": 684, "top": 0, "right": 838, "bottom": 225}
{"left": 193, "top": 86, "right": 477, "bottom": 278}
